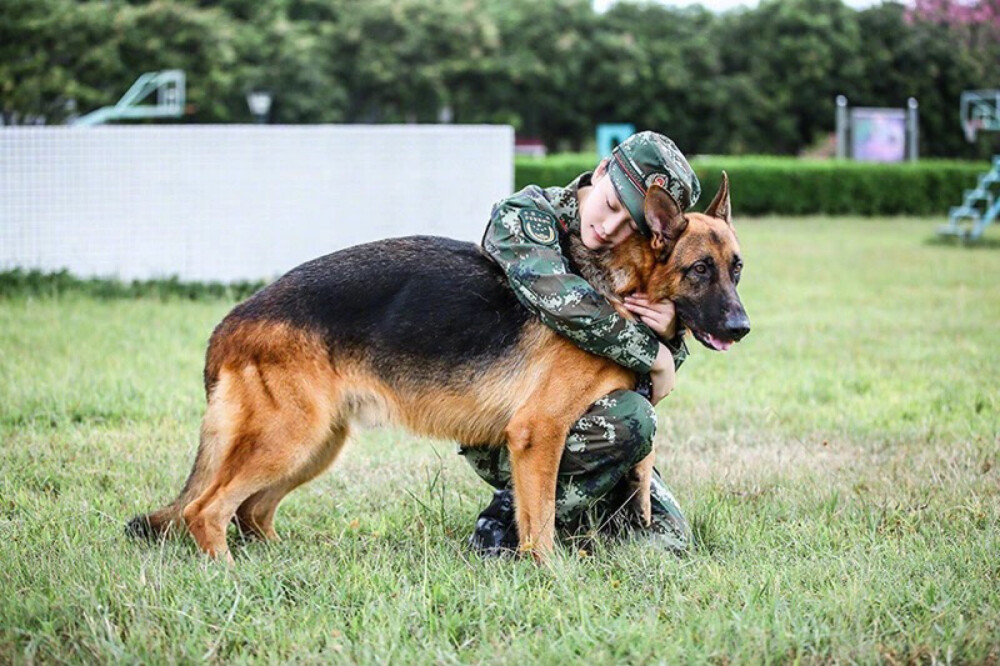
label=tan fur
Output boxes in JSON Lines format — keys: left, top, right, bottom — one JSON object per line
{"left": 625, "top": 453, "right": 655, "bottom": 527}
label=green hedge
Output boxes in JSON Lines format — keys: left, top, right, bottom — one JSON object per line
{"left": 0, "top": 268, "right": 266, "bottom": 301}
{"left": 515, "top": 154, "right": 990, "bottom": 216}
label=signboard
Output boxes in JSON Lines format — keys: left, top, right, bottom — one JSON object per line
{"left": 849, "top": 108, "right": 907, "bottom": 162}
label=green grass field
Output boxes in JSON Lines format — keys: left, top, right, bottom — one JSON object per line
{"left": 2, "top": 218, "right": 999, "bottom": 663}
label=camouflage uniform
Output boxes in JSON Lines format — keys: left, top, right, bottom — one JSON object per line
{"left": 460, "top": 132, "right": 701, "bottom": 553}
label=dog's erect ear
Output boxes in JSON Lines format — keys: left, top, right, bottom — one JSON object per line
{"left": 645, "top": 185, "right": 688, "bottom": 262}
{"left": 703, "top": 171, "right": 732, "bottom": 225}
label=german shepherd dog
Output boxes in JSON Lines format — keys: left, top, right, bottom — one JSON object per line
{"left": 128, "top": 174, "right": 749, "bottom": 562}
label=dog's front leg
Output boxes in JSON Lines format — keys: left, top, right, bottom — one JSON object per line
{"left": 626, "top": 452, "right": 655, "bottom": 527}
{"left": 505, "top": 418, "right": 566, "bottom": 562}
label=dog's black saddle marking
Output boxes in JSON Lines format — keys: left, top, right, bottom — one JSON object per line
{"left": 228, "top": 236, "right": 533, "bottom": 384}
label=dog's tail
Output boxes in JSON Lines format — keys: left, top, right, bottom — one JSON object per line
{"left": 125, "top": 425, "right": 221, "bottom": 540}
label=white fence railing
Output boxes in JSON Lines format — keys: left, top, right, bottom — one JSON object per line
{"left": 0, "top": 125, "right": 513, "bottom": 281}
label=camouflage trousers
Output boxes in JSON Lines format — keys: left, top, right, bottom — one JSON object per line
{"left": 458, "top": 389, "right": 691, "bottom": 553}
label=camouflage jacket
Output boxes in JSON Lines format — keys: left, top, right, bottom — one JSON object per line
{"left": 480, "top": 172, "right": 688, "bottom": 375}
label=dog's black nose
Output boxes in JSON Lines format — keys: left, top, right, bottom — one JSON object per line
{"left": 725, "top": 315, "right": 750, "bottom": 341}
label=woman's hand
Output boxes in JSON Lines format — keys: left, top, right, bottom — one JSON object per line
{"left": 624, "top": 293, "right": 678, "bottom": 339}
{"left": 648, "top": 344, "right": 676, "bottom": 404}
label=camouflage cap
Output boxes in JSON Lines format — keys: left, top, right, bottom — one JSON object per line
{"left": 607, "top": 131, "right": 701, "bottom": 237}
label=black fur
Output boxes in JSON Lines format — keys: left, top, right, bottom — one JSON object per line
{"left": 216, "top": 236, "right": 532, "bottom": 385}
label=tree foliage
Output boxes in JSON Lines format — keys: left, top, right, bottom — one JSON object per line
{"left": 2, "top": 0, "right": 998, "bottom": 156}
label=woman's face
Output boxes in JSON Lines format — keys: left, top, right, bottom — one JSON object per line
{"left": 579, "top": 164, "right": 640, "bottom": 251}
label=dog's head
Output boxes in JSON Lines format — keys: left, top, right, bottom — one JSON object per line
{"left": 611, "top": 172, "right": 750, "bottom": 351}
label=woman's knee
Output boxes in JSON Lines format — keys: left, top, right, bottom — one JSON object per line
{"left": 604, "top": 389, "right": 657, "bottom": 464}
{"left": 457, "top": 444, "right": 511, "bottom": 489}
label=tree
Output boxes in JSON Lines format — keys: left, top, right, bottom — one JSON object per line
{"left": 0, "top": 0, "right": 119, "bottom": 123}
{"left": 323, "top": 0, "right": 498, "bottom": 124}
{"left": 713, "top": 0, "right": 864, "bottom": 154}
{"left": 600, "top": 3, "right": 727, "bottom": 155}
{"left": 116, "top": 2, "right": 241, "bottom": 122}
{"left": 859, "top": 2, "right": 1000, "bottom": 158}
{"left": 1, "top": 0, "right": 994, "bottom": 155}
{"left": 233, "top": 5, "right": 350, "bottom": 123}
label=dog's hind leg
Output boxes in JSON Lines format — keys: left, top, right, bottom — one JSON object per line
{"left": 235, "top": 422, "right": 350, "bottom": 542}
{"left": 182, "top": 418, "right": 337, "bottom": 561}
{"left": 182, "top": 363, "right": 340, "bottom": 561}
{"left": 126, "top": 408, "right": 231, "bottom": 540}
{"left": 233, "top": 488, "right": 279, "bottom": 542}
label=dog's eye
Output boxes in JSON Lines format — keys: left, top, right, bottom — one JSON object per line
{"left": 694, "top": 264, "right": 708, "bottom": 275}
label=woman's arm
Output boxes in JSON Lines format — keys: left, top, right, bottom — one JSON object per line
{"left": 623, "top": 294, "right": 689, "bottom": 372}
{"left": 482, "top": 197, "right": 663, "bottom": 374}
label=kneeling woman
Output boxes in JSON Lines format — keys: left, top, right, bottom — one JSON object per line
{"left": 461, "top": 131, "right": 699, "bottom": 555}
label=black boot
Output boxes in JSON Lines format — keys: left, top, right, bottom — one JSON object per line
{"left": 468, "top": 489, "right": 519, "bottom": 557}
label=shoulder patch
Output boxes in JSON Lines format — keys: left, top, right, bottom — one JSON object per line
{"left": 518, "top": 209, "right": 558, "bottom": 246}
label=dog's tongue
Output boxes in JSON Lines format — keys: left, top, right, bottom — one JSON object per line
{"left": 706, "top": 334, "right": 733, "bottom": 352}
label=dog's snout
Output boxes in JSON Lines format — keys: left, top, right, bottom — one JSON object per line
{"left": 725, "top": 314, "right": 750, "bottom": 341}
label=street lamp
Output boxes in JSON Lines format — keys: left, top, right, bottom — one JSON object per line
{"left": 246, "top": 90, "right": 273, "bottom": 124}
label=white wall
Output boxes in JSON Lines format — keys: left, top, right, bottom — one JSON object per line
{"left": 0, "top": 125, "right": 513, "bottom": 281}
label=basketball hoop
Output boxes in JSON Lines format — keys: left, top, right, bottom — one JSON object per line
{"left": 70, "top": 70, "right": 186, "bottom": 127}
{"left": 964, "top": 118, "right": 982, "bottom": 143}
{"left": 941, "top": 91, "right": 1000, "bottom": 240}
{"left": 960, "top": 90, "right": 1000, "bottom": 144}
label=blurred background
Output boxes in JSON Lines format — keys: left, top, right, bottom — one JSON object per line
{"left": 1, "top": 0, "right": 999, "bottom": 280}
{"left": 2, "top": 0, "right": 998, "bottom": 157}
